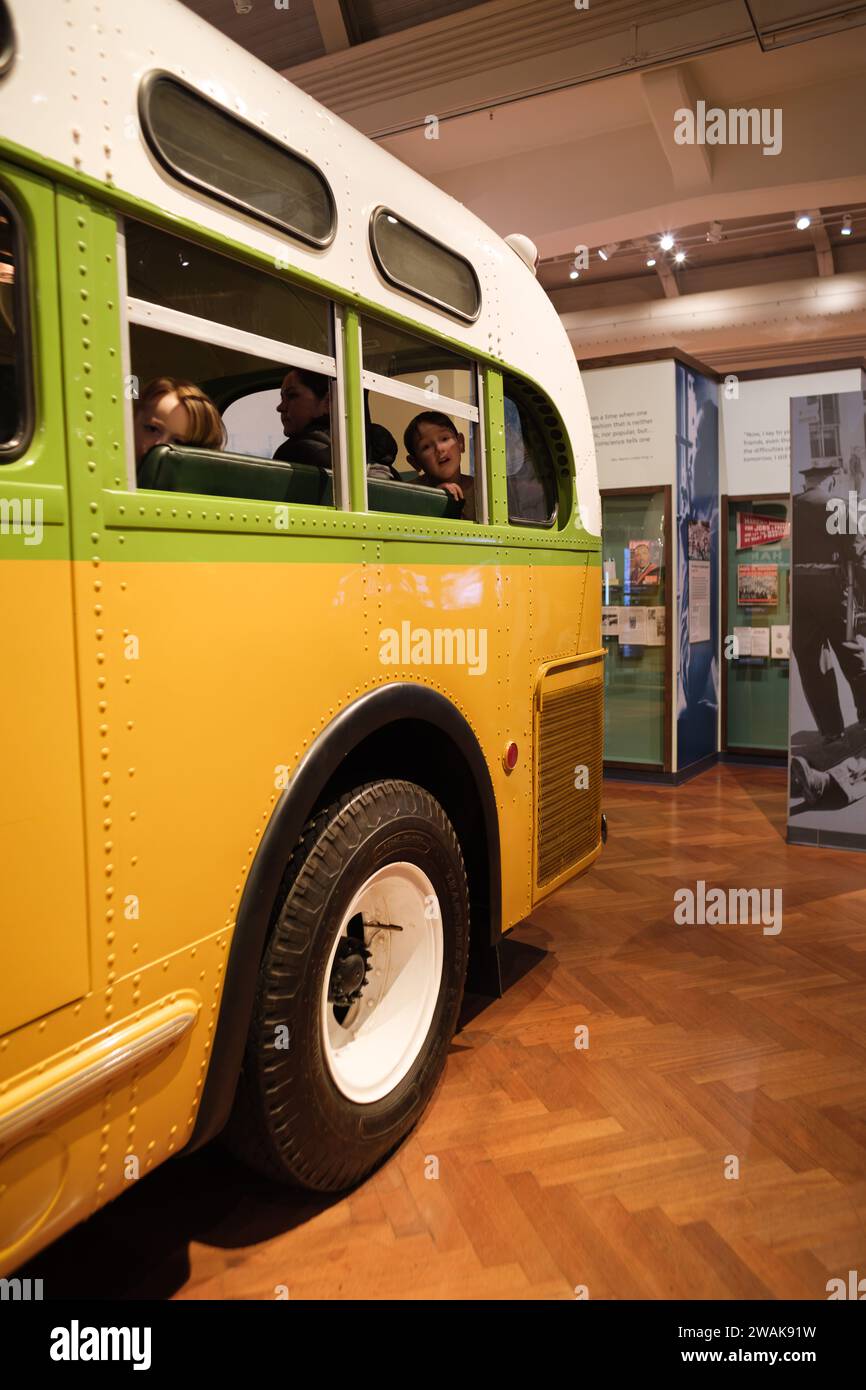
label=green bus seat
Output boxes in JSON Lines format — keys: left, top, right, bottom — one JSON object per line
{"left": 137, "top": 448, "right": 461, "bottom": 521}
{"left": 138, "top": 445, "right": 325, "bottom": 505}
{"left": 367, "top": 476, "right": 453, "bottom": 518}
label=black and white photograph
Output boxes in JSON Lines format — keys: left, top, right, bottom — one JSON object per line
{"left": 789, "top": 390, "right": 866, "bottom": 845}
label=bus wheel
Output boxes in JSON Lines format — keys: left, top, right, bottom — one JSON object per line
{"left": 224, "top": 780, "right": 470, "bottom": 1192}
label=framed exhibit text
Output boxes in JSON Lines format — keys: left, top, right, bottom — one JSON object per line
{"left": 722, "top": 494, "right": 791, "bottom": 756}
{"left": 601, "top": 486, "right": 673, "bottom": 770}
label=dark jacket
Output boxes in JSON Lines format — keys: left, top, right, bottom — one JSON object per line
{"left": 272, "top": 415, "right": 332, "bottom": 469}
{"left": 273, "top": 417, "right": 401, "bottom": 480}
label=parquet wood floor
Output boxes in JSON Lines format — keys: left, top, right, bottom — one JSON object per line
{"left": 24, "top": 764, "right": 866, "bottom": 1299}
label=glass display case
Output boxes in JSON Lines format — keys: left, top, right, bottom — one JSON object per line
{"left": 601, "top": 487, "right": 672, "bottom": 769}
{"left": 722, "top": 494, "right": 791, "bottom": 754}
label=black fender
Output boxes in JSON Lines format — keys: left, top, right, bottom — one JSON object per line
{"left": 187, "top": 684, "right": 502, "bottom": 1152}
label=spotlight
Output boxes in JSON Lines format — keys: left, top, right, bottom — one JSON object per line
{"left": 569, "top": 270, "right": 580, "bottom": 279}
{"left": 659, "top": 232, "right": 675, "bottom": 251}
{"left": 646, "top": 257, "right": 657, "bottom": 267}
{"left": 674, "top": 250, "right": 686, "bottom": 264}
{"left": 842, "top": 214, "right": 853, "bottom": 236}
{"left": 598, "top": 242, "right": 618, "bottom": 262}
{"left": 795, "top": 214, "right": 811, "bottom": 231}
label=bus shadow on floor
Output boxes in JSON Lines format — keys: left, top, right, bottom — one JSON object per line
{"left": 457, "top": 934, "right": 548, "bottom": 1029}
{"left": 19, "top": 937, "right": 549, "bottom": 1299}
{"left": 17, "top": 1141, "right": 341, "bottom": 1299}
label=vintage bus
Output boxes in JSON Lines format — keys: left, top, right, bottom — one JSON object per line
{"left": 0, "top": 0, "right": 602, "bottom": 1271}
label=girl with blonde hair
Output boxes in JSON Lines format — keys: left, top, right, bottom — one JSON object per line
{"left": 133, "top": 376, "right": 225, "bottom": 471}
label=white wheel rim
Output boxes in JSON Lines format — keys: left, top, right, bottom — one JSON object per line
{"left": 321, "top": 862, "right": 444, "bottom": 1104}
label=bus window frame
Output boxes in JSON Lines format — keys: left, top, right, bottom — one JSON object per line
{"left": 0, "top": 1, "right": 15, "bottom": 81}
{"left": 0, "top": 182, "right": 34, "bottom": 463}
{"left": 358, "top": 315, "right": 488, "bottom": 525}
{"left": 369, "top": 206, "right": 481, "bottom": 325}
{"left": 138, "top": 71, "right": 337, "bottom": 251}
{"left": 502, "top": 377, "right": 562, "bottom": 532}
{"left": 117, "top": 216, "right": 347, "bottom": 505}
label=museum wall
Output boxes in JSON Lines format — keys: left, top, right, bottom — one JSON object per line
{"left": 721, "top": 369, "right": 866, "bottom": 495}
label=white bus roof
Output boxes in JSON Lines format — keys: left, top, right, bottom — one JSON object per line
{"left": 0, "top": 0, "right": 599, "bottom": 534}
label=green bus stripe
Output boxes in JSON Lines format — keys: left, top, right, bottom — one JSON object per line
{"left": 2, "top": 140, "right": 601, "bottom": 565}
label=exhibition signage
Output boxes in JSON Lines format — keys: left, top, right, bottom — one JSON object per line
{"left": 736, "top": 512, "right": 790, "bottom": 549}
{"left": 676, "top": 363, "right": 719, "bottom": 770}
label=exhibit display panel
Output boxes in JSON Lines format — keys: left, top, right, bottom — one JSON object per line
{"left": 788, "top": 388, "right": 866, "bottom": 850}
{"left": 586, "top": 353, "right": 719, "bottom": 776}
{"left": 720, "top": 365, "right": 866, "bottom": 497}
{"left": 601, "top": 487, "right": 671, "bottom": 768}
{"left": 722, "top": 495, "right": 791, "bottom": 753}
{"left": 675, "top": 362, "right": 719, "bottom": 772}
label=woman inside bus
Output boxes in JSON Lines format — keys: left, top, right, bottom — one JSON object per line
{"left": 273, "top": 367, "right": 401, "bottom": 480}
{"left": 272, "top": 367, "right": 332, "bottom": 468}
{"left": 134, "top": 376, "right": 225, "bottom": 478}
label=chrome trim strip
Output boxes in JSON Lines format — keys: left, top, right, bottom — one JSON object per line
{"left": 0, "top": 1009, "right": 196, "bottom": 1150}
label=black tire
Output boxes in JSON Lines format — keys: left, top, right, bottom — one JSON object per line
{"left": 223, "top": 779, "right": 470, "bottom": 1192}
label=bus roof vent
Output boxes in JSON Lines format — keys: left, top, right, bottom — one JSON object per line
{"left": 505, "top": 234, "right": 538, "bottom": 276}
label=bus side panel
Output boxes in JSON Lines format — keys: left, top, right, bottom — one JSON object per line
{"left": 0, "top": 166, "right": 90, "bottom": 1036}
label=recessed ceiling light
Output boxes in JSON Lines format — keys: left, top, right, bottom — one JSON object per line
{"left": 795, "top": 214, "right": 811, "bottom": 231}
{"left": 659, "top": 233, "right": 675, "bottom": 251}
{"left": 569, "top": 270, "right": 580, "bottom": 279}
{"left": 842, "top": 214, "right": 853, "bottom": 235}
{"left": 646, "top": 257, "right": 657, "bottom": 267}
{"left": 674, "top": 250, "right": 686, "bottom": 264}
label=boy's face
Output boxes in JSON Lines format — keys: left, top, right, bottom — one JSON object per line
{"left": 409, "top": 420, "right": 465, "bottom": 483}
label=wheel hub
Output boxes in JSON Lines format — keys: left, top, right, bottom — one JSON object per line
{"left": 327, "top": 937, "right": 372, "bottom": 1007}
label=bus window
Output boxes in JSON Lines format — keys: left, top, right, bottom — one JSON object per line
{"left": 122, "top": 220, "right": 338, "bottom": 500}
{"left": 125, "top": 220, "right": 330, "bottom": 355}
{"left": 221, "top": 386, "right": 283, "bottom": 458}
{"left": 370, "top": 209, "right": 480, "bottom": 322}
{"left": 0, "top": 196, "right": 30, "bottom": 458}
{"left": 503, "top": 374, "right": 558, "bottom": 527}
{"left": 360, "top": 315, "right": 484, "bottom": 523}
{"left": 140, "top": 75, "right": 335, "bottom": 249}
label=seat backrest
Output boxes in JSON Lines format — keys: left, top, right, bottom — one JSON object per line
{"left": 138, "top": 445, "right": 325, "bottom": 505}
{"left": 137, "top": 447, "right": 459, "bottom": 520}
{"left": 367, "top": 475, "right": 453, "bottom": 518}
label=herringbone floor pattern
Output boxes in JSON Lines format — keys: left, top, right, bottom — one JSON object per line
{"left": 25, "top": 765, "right": 866, "bottom": 1299}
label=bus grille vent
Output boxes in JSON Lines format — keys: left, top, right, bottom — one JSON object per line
{"left": 537, "top": 678, "right": 603, "bottom": 887}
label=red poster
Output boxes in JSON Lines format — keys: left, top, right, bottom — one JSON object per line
{"left": 736, "top": 512, "right": 790, "bottom": 549}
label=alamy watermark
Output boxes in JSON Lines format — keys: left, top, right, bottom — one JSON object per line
{"left": 674, "top": 101, "right": 782, "bottom": 157}
{"left": 50, "top": 1321, "right": 151, "bottom": 1370}
{"left": 0, "top": 496, "right": 43, "bottom": 545}
{"left": 826, "top": 492, "right": 866, "bottom": 535}
{"left": 674, "top": 880, "right": 782, "bottom": 935}
{"left": 379, "top": 622, "right": 487, "bottom": 676}
{"left": 0, "top": 1277, "right": 43, "bottom": 1300}
{"left": 827, "top": 1269, "right": 866, "bottom": 1298}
